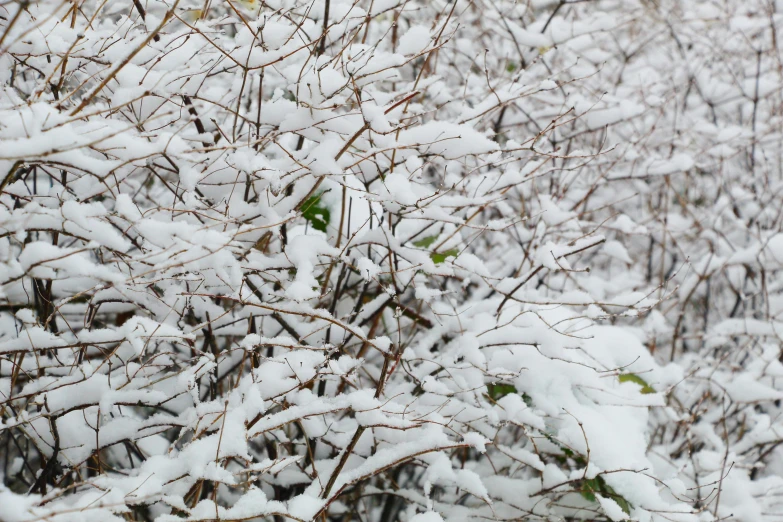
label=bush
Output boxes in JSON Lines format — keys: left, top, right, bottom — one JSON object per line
{"left": 2, "top": 1, "right": 783, "bottom": 521}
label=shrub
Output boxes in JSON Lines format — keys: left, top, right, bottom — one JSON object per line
{"left": 2, "top": 1, "right": 783, "bottom": 522}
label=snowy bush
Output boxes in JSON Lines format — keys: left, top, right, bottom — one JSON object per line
{"left": 2, "top": 0, "right": 783, "bottom": 521}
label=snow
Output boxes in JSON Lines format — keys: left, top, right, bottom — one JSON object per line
{"left": 596, "top": 494, "right": 629, "bottom": 521}
{"left": 398, "top": 26, "right": 432, "bottom": 55}
{"left": 1, "top": 1, "right": 781, "bottom": 521}
{"left": 409, "top": 513, "right": 445, "bottom": 522}
{"left": 647, "top": 154, "right": 695, "bottom": 176}
{"left": 0, "top": 485, "right": 40, "bottom": 522}
{"left": 603, "top": 240, "right": 633, "bottom": 264}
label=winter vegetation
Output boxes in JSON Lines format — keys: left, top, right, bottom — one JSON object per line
{"left": 2, "top": 0, "right": 783, "bottom": 520}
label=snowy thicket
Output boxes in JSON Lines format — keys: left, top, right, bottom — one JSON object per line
{"left": 2, "top": 0, "right": 783, "bottom": 520}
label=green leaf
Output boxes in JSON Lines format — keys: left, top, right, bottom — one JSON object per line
{"left": 430, "top": 248, "right": 459, "bottom": 264}
{"left": 487, "top": 383, "right": 516, "bottom": 400}
{"left": 580, "top": 476, "right": 632, "bottom": 517}
{"left": 601, "top": 482, "right": 633, "bottom": 516}
{"left": 486, "top": 383, "right": 533, "bottom": 406}
{"left": 412, "top": 235, "right": 458, "bottom": 263}
{"left": 301, "top": 194, "right": 330, "bottom": 233}
{"left": 618, "top": 373, "right": 655, "bottom": 394}
{"left": 413, "top": 235, "right": 438, "bottom": 248}
{"left": 611, "top": 490, "right": 632, "bottom": 516}
{"left": 580, "top": 477, "right": 601, "bottom": 502}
